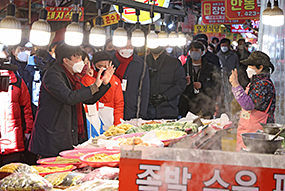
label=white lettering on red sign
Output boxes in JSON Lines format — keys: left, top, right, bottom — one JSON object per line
{"left": 273, "top": 174, "right": 285, "bottom": 191}
{"left": 165, "top": 166, "right": 192, "bottom": 191}
{"left": 232, "top": 170, "right": 259, "bottom": 191}
{"left": 203, "top": 169, "right": 230, "bottom": 191}
{"left": 136, "top": 164, "right": 162, "bottom": 191}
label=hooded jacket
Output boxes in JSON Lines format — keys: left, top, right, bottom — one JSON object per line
{"left": 0, "top": 71, "right": 33, "bottom": 155}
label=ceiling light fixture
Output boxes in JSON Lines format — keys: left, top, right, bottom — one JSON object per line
{"left": 89, "top": 0, "right": 106, "bottom": 46}
{"left": 0, "top": 1, "right": 22, "bottom": 45}
{"left": 147, "top": 1, "right": 158, "bottom": 49}
{"left": 131, "top": 9, "right": 145, "bottom": 47}
{"left": 65, "top": 0, "right": 83, "bottom": 46}
{"left": 269, "top": 0, "right": 284, "bottom": 27}
{"left": 29, "top": 0, "right": 51, "bottom": 46}
{"left": 158, "top": 13, "right": 168, "bottom": 46}
{"left": 113, "top": 5, "right": 127, "bottom": 47}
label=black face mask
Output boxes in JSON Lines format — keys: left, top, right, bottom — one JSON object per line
{"left": 150, "top": 47, "right": 164, "bottom": 54}
{"left": 0, "top": 76, "right": 9, "bottom": 92}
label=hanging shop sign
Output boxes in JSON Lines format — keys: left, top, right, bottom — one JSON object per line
{"left": 181, "top": 9, "right": 196, "bottom": 33}
{"left": 93, "top": 13, "right": 120, "bottom": 27}
{"left": 225, "top": 0, "right": 261, "bottom": 20}
{"left": 202, "top": 0, "right": 246, "bottom": 24}
{"left": 231, "top": 24, "right": 254, "bottom": 33}
{"left": 113, "top": 0, "right": 170, "bottom": 25}
{"left": 194, "top": 25, "right": 221, "bottom": 34}
{"left": 46, "top": 7, "right": 84, "bottom": 21}
{"left": 119, "top": 158, "right": 285, "bottom": 190}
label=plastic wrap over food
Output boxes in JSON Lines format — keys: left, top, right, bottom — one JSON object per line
{"left": 0, "top": 172, "right": 53, "bottom": 191}
{"left": 0, "top": 163, "right": 38, "bottom": 174}
{"left": 64, "top": 179, "right": 118, "bottom": 191}
{"left": 44, "top": 172, "right": 85, "bottom": 187}
{"left": 77, "top": 167, "right": 119, "bottom": 184}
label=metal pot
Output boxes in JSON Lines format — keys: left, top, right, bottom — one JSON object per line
{"left": 260, "top": 123, "right": 284, "bottom": 135}
{"left": 241, "top": 133, "right": 284, "bottom": 154}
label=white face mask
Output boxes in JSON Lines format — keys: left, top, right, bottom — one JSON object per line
{"left": 221, "top": 46, "right": 229, "bottom": 53}
{"left": 246, "top": 67, "right": 257, "bottom": 78}
{"left": 88, "top": 54, "right": 93, "bottom": 61}
{"left": 17, "top": 51, "right": 30, "bottom": 62}
{"left": 72, "top": 60, "right": 85, "bottom": 73}
{"left": 119, "top": 49, "right": 133, "bottom": 58}
{"left": 166, "top": 47, "right": 173, "bottom": 53}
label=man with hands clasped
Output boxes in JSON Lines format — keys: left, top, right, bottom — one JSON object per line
{"left": 29, "top": 43, "right": 114, "bottom": 157}
{"left": 229, "top": 51, "right": 276, "bottom": 151}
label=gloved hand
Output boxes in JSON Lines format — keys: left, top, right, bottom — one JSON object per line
{"left": 151, "top": 94, "right": 168, "bottom": 107}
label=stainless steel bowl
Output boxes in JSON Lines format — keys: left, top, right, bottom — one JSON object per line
{"left": 241, "top": 133, "right": 284, "bottom": 154}
{"left": 260, "top": 123, "right": 284, "bottom": 135}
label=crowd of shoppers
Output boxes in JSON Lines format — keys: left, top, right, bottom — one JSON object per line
{"left": 1, "top": 31, "right": 273, "bottom": 164}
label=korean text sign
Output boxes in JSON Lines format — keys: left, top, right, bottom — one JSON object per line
{"left": 194, "top": 25, "right": 221, "bottom": 34}
{"left": 225, "top": 0, "right": 261, "bottom": 20}
{"left": 101, "top": 13, "right": 120, "bottom": 27}
{"left": 46, "top": 7, "right": 84, "bottom": 21}
{"left": 119, "top": 158, "right": 285, "bottom": 190}
{"left": 202, "top": 0, "right": 246, "bottom": 24}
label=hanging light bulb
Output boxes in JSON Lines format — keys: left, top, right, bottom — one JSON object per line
{"left": 262, "top": 0, "right": 272, "bottom": 25}
{"left": 30, "top": 5, "right": 51, "bottom": 46}
{"left": 113, "top": 6, "right": 127, "bottom": 47}
{"left": 65, "top": 0, "right": 83, "bottom": 46}
{"left": 269, "top": 0, "right": 284, "bottom": 27}
{"left": 147, "top": 2, "right": 158, "bottom": 49}
{"left": 131, "top": 9, "right": 145, "bottom": 47}
{"left": 158, "top": 14, "right": 168, "bottom": 46}
{"left": 169, "top": 31, "right": 179, "bottom": 47}
{"left": 0, "top": 3, "right": 22, "bottom": 45}
{"left": 89, "top": 0, "right": 106, "bottom": 46}
{"left": 177, "top": 17, "right": 186, "bottom": 46}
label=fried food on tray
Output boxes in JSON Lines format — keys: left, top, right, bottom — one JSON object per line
{"left": 32, "top": 165, "right": 74, "bottom": 174}
{"left": 42, "top": 157, "right": 80, "bottom": 164}
{"left": 103, "top": 124, "right": 133, "bottom": 137}
{"left": 86, "top": 153, "right": 120, "bottom": 162}
{"left": 117, "top": 137, "right": 149, "bottom": 146}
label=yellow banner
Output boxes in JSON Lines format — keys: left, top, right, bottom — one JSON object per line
{"left": 93, "top": 13, "right": 120, "bottom": 27}
{"left": 194, "top": 25, "right": 221, "bottom": 34}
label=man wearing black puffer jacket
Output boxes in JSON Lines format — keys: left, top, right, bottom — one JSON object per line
{"left": 146, "top": 46, "right": 187, "bottom": 119}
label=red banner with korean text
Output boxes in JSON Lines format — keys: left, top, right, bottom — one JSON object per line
{"left": 119, "top": 158, "right": 285, "bottom": 190}
{"left": 46, "top": 7, "right": 84, "bottom": 21}
{"left": 225, "top": 0, "right": 261, "bottom": 20}
{"left": 202, "top": 0, "right": 246, "bottom": 24}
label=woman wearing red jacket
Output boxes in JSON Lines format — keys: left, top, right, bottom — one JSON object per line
{"left": 0, "top": 70, "right": 33, "bottom": 165}
{"left": 79, "top": 51, "right": 124, "bottom": 134}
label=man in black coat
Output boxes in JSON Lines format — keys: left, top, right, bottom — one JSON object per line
{"left": 179, "top": 41, "right": 220, "bottom": 118}
{"left": 29, "top": 43, "right": 113, "bottom": 157}
{"left": 147, "top": 46, "right": 187, "bottom": 119}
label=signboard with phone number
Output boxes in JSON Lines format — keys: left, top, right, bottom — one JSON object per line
{"left": 225, "top": 0, "right": 261, "bottom": 20}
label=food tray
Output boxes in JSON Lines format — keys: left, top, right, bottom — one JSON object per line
{"left": 113, "top": 132, "right": 187, "bottom": 146}
{"left": 32, "top": 164, "right": 76, "bottom": 177}
{"left": 59, "top": 148, "right": 105, "bottom": 159}
{"left": 79, "top": 150, "right": 120, "bottom": 168}
{"left": 37, "top": 157, "right": 87, "bottom": 168}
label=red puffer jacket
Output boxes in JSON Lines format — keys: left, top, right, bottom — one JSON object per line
{"left": 0, "top": 71, "right": 33, "bottom": 155}
{"left": 81, "top": 71, "right": 124, "bottom": 126}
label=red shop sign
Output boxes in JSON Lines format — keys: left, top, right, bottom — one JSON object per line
{"left": 119, "top": 158, "right": 285, "bottom": 190}
{"left": 202, "top": 0, "right": 246, "bottom": 24}
{"left": 225, "top": 0, "right": 261, "bottom": 20}
{"left": 46, "top": 7, "right": 84, "bottom": 21}
{"left": 231, "top": 24, "right": 254, "bottom": 33}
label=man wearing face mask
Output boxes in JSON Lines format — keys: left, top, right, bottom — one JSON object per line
{"left": 179, "top": 41, "right": 220, "bottom": 118}
{"left": 84, "top": 44, "right": 96, "bottom": 61}
{"left": 147, "top": 45, "right": 186, "bottom": 119}
{"left": 29, "top": 43, "right": 113, "bottom": 157}
{"left": 217, "top": 38, "right": 240, "bottom": 118}
{"left": 113, "top": 38, "right": 149, "bottom": 120}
